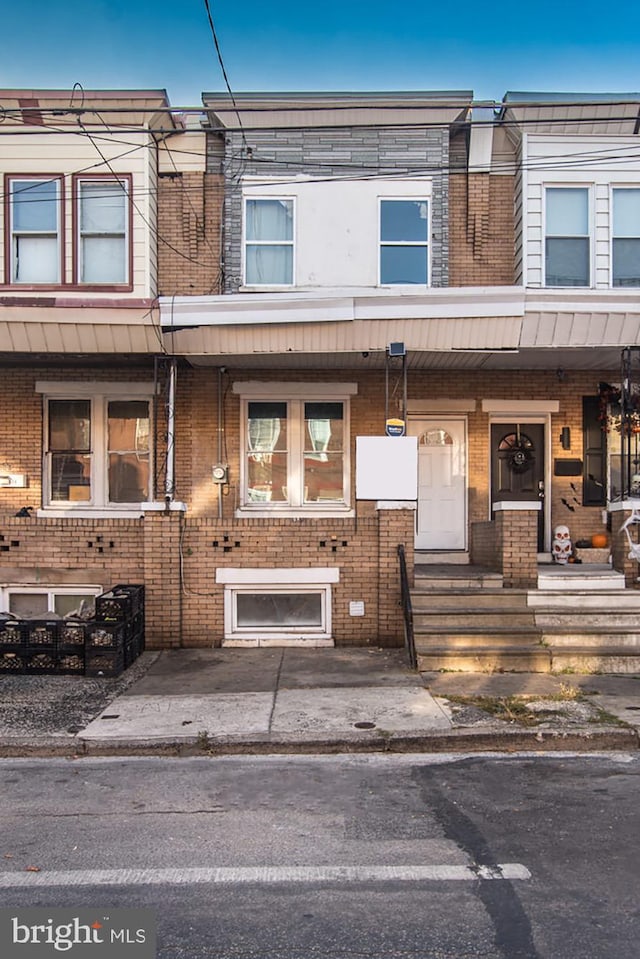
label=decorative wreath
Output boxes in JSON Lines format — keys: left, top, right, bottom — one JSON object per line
{"left": 508, "top": 443, "right": 534, "bottom": 473}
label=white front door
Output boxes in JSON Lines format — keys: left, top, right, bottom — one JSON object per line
{"left": 410, "top": 418, "right": 467, "bottom": 551}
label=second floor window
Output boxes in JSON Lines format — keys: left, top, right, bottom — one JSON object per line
{"left": 545, "top": 187, "right": 590, "bottom": 287}
{"left": 77, "top": 179, "right": 128, "bottom": 284}
{"left": 379, "top": 199, "right": 429, "bottom": 285}
{"left": 612, "top": 188, "right": 640, "bottom": 287}
{"left": 244, "top": 198, "right": 294, "bottom": 285}
{"left": 9, "top": 177, "right": 61, "bottom": 284}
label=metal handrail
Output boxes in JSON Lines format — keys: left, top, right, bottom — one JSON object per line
{"left": 397, "top": 544, "right": 417, "bottom": 670}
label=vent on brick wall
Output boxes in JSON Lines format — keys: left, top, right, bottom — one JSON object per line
{"left": 87, "top": 536, "right": 116, "bottom": 554}
{"left": 0, "top": 534, "right": 20, "bottom": 552}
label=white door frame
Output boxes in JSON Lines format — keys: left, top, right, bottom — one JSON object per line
{"left": 409, "top": 414, "right": 468, "bottom": 551}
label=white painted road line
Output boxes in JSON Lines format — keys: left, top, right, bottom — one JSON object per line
{"left": 0, "top": 863, "right": 531, "bottom": 888}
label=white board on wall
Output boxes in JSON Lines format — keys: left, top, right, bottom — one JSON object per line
{"left": 355, "top": 436, "right": 418, "bottom": 501}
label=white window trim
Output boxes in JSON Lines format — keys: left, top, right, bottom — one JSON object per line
{"left": 378, "top": 196, "right": 430, "bottom": 288}
{"left": 36, "top": 381, "right": 156, "bottom": 514}
{"left": 9, "top": 176, "right": 62, "bottom": 285}
{"left": 242, "top": 195, "right": 295, "bottom": 289}
{"left": 543, "top": 183, "right": 593, "bottom": 289}
{"left": 610, "top": 184, "right": 640, "bottom": 289}
{"left": 235, "top": 384, "right": 355, "bottom": 517}
{"left": 217, "top": 567, "right": 337, "bottom": 646}
{"left": 1, "top": 584, "right": 102, "bottom": 615}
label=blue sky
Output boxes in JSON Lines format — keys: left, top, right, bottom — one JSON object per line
{"left": 3, "top": 0, "right": 640, "bottom": 105}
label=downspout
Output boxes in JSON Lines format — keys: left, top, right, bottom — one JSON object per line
{"left": 217, "top": 366, "right": 225, "bottom": 519}
{"left": 165, "top": 357, "right": 177, "bottom": 505}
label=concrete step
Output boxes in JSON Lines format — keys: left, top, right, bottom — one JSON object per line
{"left": 412, "top": 589, "right": 529, "bottom": 609}
{"left": 414, "top": 626, "right": 542, "bottom": 647}
{"left": 414, "top": 608, "right": 536, "bottom": 629}
{"left": 527, "top": 590, "right": 640, "bottom": 609}
{"left": 541, "top": 627, "right": 640, "bottom": 647}
{"left": 416, "top": 646, "right": 551, "bottom": 673}
{"left": 535, "top": 609, "right": 640, "bottom": 628}
{"left": 414, "top": 572, "right": 504, "bottom": 590}
{"left": 550, "top": 646, "right": 640, "bottom": 674}
{"left": 537, "top": 569, "right": 625, "bottom": 590}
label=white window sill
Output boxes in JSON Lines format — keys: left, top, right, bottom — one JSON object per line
{"left": 223, "top": 637, "right": 335, "bottom": 647}
{"left": 235, "top": 507, "right": 354, "bottom": 519}
{"left": 36, "top": 502, "right": 186, "bottom": 519}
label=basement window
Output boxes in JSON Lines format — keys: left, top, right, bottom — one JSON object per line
{"left": 217, "top": 567, "right": 337, "bottom": 646}
{"left": 1, "top": 586, "right": 101, "bottom": 617}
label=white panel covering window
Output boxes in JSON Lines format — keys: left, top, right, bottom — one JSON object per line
{"left": 78, "top": 180, "right": 128, "bottom": 283}
{"left": 545, "top": 187, "right": 590, "bottom": 287}
{"left": 244, "top": 198, "right": 293, "bottom": 285}
{"left": 612, "top": 188, "right": 640, "bottom": 287}
{"left": 10, "top": 178, "right": 60, "bottom": 283}
{"left": 379, "top": 198, "right": 429, "bottom": 284}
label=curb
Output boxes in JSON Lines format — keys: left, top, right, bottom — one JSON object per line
{"left": 0, "top": 725, "right": 637, "bottom": 759}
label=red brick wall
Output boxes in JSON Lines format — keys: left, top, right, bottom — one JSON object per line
{"left": 450, "top": 173, "right": 516, "bottom": 286}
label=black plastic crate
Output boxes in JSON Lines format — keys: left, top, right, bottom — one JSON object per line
{"left": 96, "top": 585, "right": 144, "bottom": 621}
{"left": 85, "top": 649, "right": 124, "bottom": 678}
{"left": 58, "top": 621, "right": 86, "bottom": 648}
{"left": 0, "top": 650, "right": 25, "bottom": 672}
{"left": 125, "top": 612, "right": 145, "bottom": 641}
{"left": 26, "top": 620, "right": 60, "bottom": 648}
{"left": 86, "top": 621, "right": 126, "bottom": 650}
{"left": 0, "top": 620, "right": 25, "bottom": 648}
{"left": 56, "top": 650, "right": 85, "bottom": 675}
{"left": 24, "top": 648, "right": 58, "bottom": 673}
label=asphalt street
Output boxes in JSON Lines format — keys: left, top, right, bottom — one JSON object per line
{"left": 1, "top": 752, "right": 639, "bottom": 958}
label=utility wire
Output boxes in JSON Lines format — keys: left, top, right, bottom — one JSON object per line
{"left": 201, "top": 0, "right": 248, "bottom": 152}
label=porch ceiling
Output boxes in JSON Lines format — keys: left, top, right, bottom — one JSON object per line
{"left": 180, "top": 345, "right": 623, "bottom": 372}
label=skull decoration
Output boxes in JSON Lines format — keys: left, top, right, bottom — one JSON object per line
{"left": 552, "top": 524, "right": 572, "bottom": 564}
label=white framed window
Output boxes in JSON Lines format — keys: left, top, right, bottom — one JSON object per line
{"left": 612, "top": 187, "right": 640, "bottom": 287}
{"left": 38, "top": 382, "right": 154, "bottom": 510}
{"left": 243, "top": 197, "right": 294, "bottom": 285}
{"left": 545, "top": 186, "right": 590, "bottom": 287}
{"left": 1, "top": 585, "right": 102, "bottom": 617}
{"left": 379, "top": 198, "right": 429, "bottom": 285}
{"left": 76, "top": 176, "right": 129, "bottom": 284}
{"left": 240, "top": 395, "right": 350, "bottom": 511}
{"left": 8, "top": 176, "right": 62, "bottom": 284}
{"left": 217, "top": 567, "right": 337, "bottom": 646}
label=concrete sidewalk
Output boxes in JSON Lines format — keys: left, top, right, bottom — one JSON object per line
{"left": 1, "top": 646, "right": 639, "bottom": 756}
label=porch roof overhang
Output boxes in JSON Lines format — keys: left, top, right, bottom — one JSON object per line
{"left": 0, "top": 305, "right": 164, "bottom": 355}
{"left": 158, "top": 287, "right": 640, "bottom": 372}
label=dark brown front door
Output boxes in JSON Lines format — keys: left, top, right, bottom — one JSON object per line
{"left": 491, "top": 423, "right": 545, "bottom": 551}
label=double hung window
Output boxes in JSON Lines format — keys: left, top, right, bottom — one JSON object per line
{"left": 243, "top": 396, "right": 348, "bottom": 509}
{"left": 42, "top": 386, "right": 152, "bottom": 508}
{"left": 545, "top": 187, "right": 590, "bottom": 286}
{"left": 9, "top": 177, "right": 61, "bottom": 283}
{"left": 379, "top": 198, "right": 429, "bottom": 285}
{"left": 244, "top": 198, "right": 294, "bottom": 285}
{"left": 612, "top": 188, "right": 640, "bottom": 287}
{"left": 76, "top": 178, "right": 129, "bottom": 284}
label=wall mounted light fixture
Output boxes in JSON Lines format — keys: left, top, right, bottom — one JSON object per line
{"left": 560, "top": 427, "right": 571, "bottom": 450}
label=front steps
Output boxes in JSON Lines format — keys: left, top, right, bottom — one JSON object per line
{"left": 412, "top": 565, "right": 640, "bottom": 673}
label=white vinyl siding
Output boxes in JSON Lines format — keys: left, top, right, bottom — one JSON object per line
{"left": 523, "top": 135, "right": 640, "bottom": 288}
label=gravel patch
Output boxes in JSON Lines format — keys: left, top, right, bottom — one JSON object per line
{"left": 0, "top": 652, "right": 159, "bottom": 739}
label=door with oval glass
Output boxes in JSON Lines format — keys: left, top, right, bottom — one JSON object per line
{"left": 491, "top": 422, "right": 545, "bottom": 551}
{"left": 411, "top": 418, "right": 467, "bottom": 550}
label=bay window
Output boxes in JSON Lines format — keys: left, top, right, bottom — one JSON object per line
{"left": 40, "top": 383, "right": 153, "bottom": 509}
{"left": 544, "top": 187, "right": 590, "bottom": 286}
{"left": 244, "top": 198, "right": 294, "bottom": 285}
{"left": 8, "top": 176, "right": 62, "bottom": 283}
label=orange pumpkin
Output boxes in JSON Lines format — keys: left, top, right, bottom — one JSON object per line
{"left": 591, "top": 533, "right": 608, "bottom": 549}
